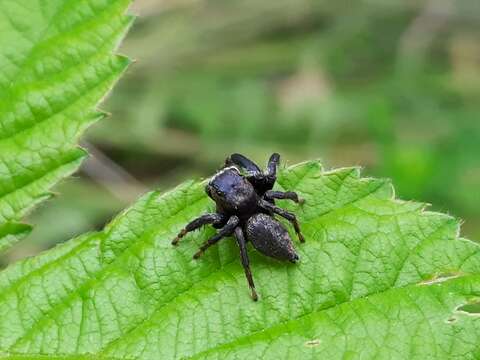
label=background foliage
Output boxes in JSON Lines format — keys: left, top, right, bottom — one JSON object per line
{"left": 3, "top": 0, "right": 479, "bottom": 263}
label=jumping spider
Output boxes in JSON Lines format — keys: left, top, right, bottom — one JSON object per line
{"left": 172, "top": 153, "right": 305, "bottom": 301}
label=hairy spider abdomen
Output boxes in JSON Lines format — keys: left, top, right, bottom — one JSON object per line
{"left": 246, "top": 213, "right": 299, "bottom": 263}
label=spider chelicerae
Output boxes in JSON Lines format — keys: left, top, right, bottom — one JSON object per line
{"left": 172, "top": 153, "right": 305, "bottom": 301}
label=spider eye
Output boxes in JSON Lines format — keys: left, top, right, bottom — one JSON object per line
{"left": 214, "top": 187, "right": 224, "bottom": 196}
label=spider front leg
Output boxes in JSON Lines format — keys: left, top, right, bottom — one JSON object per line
{"left": 225, "top": 153, "right": 262, "bottom": 177}
{"left": 193, "top": 216, "right": 239, "bottom": 259}
{"left": 266, "top": 153, "right": 280, "bottom": 177}
{"left": 172, "top": 213, "right": 226, "bottom": 245}
{"left": 234, "top": 226, "right": 258, "bottom": 301}
{"left": 265, "top": 190, "right": 304, "bottom": 204}
{"left": 260, "top": 199, "right": 305, "bottom": 243}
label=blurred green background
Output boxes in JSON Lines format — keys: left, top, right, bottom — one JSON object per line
{"left": 5, "top": 0, "right": 480, "bottom": 263}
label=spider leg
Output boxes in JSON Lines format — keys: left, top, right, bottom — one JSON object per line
{"left": 265, "top": 190, "right": 304, "bottom": 204}
{"left": 172, "top": 213, "right": 227, "bottom": 245}
{"left": 193, "top": 216, "right": 239, "bottom": 259}
{"left": 259, "top": 199, "right": 305, "bottom": 243}
{"left": 266, "top": 153, "right": 280, "bottom": 177}
{"left": 234, "top": 226, "right": 258, "bottom": 301}
{"left": 225, "top": 153, "right": 262, "bottom": 176}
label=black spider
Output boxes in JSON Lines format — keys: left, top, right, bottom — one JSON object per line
{"left": 172, "top": 153, "right": 305, "bottom": 301}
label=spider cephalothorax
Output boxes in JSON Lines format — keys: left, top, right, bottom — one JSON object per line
{"left": 172, "top": 153, "right": 305, "bottom": 301}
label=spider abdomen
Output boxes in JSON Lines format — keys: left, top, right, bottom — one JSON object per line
{"left": 245, "top": 213, "right": 299, "bottom": 263}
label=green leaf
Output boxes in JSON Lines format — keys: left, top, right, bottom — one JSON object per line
{"left": 0, "top": 161, "right": 479, "bottom": 359}
{"left": 0, "top": 0, "right": 133, "bottom": 253}
{"left": 0, "top": 223, "right": 32, "bottom": 254}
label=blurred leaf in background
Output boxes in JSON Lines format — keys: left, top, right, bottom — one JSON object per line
{"left": 8, "top": 0, "right": 479, "bottom": 262}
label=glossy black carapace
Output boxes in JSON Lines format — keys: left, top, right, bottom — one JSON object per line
{"left": 172, "top": 153, "right": 305, "bottom": 301}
